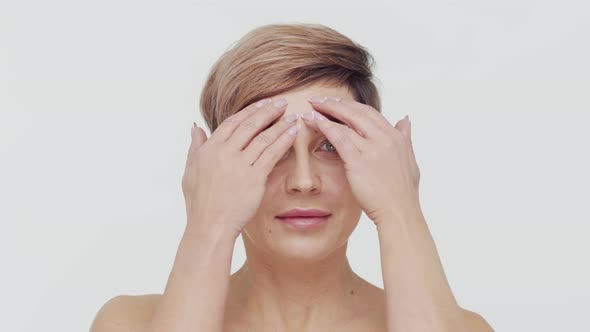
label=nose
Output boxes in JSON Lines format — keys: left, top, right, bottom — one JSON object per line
{"left": 283, "top": 118, "right": 321, "bottom": 195}
{"left": 285, "top": 160, "right": 321, "bottom": 194}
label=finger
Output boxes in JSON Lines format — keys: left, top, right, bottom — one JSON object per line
{"left": 308, "top": 111, "right": 362, "bottom": 162}
{"left": 226, "top": 98, "right": 289, "bottom": 151}
{"left": 194, "top": 126, "right": 208, "bottom": 149}
{"left": 394, "top": 115, "right": 411, "bottom": 143}
{"left": 405, "top": 116, "right": 418, "bottom": 163}
{"left": 405, "top": 117, "right": 419, "bottom": 184}
{"left": 242, "top": 112, "right": 300, "bottom": 165}
{"left": 209, "top": 97, "right": 273, "bottom": 144}
{"left": 186, "top": 122, "right": 207, "bottom": 168}
{"left": 407, "top": 116, "right": 412, "bottom": 144}
{"left": 307, "top": 96, "right": 385, "bottom": 139}
{"left": 395, "top": 116, "right": 418, "bottom": 171}
{"left": 300, "top": 111, "right": 365, "bottom": 151}
{"left": 252, "top": 123, "right": 299, "bottom": 175}
{"left": 345, "top": 99, "right": 397, "bottom": 134}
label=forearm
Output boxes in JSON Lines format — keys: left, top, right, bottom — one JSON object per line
{"left": 376, "top": 205, "right": 467, "bottom": 332}
{"left": 147, "top": 221, "right": 238, "bottom": 332}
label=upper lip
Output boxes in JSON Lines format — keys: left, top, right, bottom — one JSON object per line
{"left": 276, "top": 208, "right": 332, "bottom": 218}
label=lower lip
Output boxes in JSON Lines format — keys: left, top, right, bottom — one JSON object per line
{"left": 275, "top": 215, "right": 330, "bottom": 230}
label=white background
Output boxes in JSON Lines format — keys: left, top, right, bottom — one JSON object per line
{"left": 1, "top": 0, "right": 588, "bottom": 331}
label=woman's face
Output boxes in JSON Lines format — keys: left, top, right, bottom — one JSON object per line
{"left": 242, "top": 82, "right": 362, "bottom": 261}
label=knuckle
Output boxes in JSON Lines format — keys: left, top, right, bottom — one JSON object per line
{"left": 240, "top": 119, "right": 257, "bottom": 131}
{"left": 362, "top": 104, "right": 378, "bottom": 116}
{"left": 218, "top": 116, "right": 238, "bottom": 130}
{"left": 223, "top": 115, "right": 238, "bottom": 125}
{"left": 264, "top": 144, "right": 278, "bottom": 159}
{"left": 253, "top": 132, "right": 273, "bottom": 146}
{"left": 361, "top": 105, "right": 377, "bottom": 119}
{"left": 362, "top": 104, "right": 376, "bottom": 113}
{"left": 351, "top": 108, "right": 364, "bottom": 121}
{"left": 324, "top": 120, "right": 337, "bottom": 130}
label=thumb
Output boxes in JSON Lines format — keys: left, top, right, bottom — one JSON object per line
{"left": 186, "top": 122, "right": 207, "bottom": 165}
{"left": 394, "top": 115, "right": 411, "bottom": 142}
{"left": 192, "top": 122, "right": 208, "bottom": 147}
{"left": 406, "top": 115, "right": 412, "bottom": 144}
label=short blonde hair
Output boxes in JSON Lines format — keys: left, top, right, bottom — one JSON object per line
{"left": 199, "top": 23, "right": 382, "bottom": 133}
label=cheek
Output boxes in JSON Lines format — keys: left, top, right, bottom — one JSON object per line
{"left": 325, "top": 170, "right": 353, "bottom": 193}
{"left": 261, "top": 172, "right": 281, "bottom": 195}
{"left": 329, "top": 177, "right": 362, "bottom": 216}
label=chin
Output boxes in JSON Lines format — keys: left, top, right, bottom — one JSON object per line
{"left": 271, "top": 236, "right": 336, "bottom": 260}
{"left": 243, "top": 214, "right": 355, "bottom": 260}
{"left": 266, "top": 223, "right": 349, "bottom": 263}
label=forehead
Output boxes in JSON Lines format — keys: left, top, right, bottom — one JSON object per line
{"left": 266, "top": 82, "right": 351, "bottom": 128}
{"left": 278, "top": 80, "right": 353, "bottom": 101}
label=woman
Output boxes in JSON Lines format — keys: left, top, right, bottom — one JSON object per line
{"left": 91, "top": 23, "right": 493, "bottom": 332}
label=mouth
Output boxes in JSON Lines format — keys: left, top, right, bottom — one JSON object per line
{"left": 275, "top": 215, "right": 331, "bottom": 230}
{"left": 276, "top": 207, "right": 331, "bottom": 218}
{"left": 275, "top": 207, "right": 332, "bottom": 230}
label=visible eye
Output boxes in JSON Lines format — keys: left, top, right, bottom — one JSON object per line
{"left": 318, "top": 139, "right": 338, "bottom": 154}
{"left": 277, "top": 139, "right": 339, "bottom": 163}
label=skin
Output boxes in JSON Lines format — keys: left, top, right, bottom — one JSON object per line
{"left": 90, "top": 81, "right": 494, "bottom": 332}
{"left": 222, "top": 82, "right": 385, "bottom": 331}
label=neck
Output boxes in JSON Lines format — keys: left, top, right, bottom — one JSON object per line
{"left": 227, "top": 241, "right": 361, "bottom": 331}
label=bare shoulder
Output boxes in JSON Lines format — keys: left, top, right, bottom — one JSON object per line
{"left": 460, "top": 307, "right": 494, "bottom": 332}
{"left": 90, "top": 294, "right": 162, "bottom": 332}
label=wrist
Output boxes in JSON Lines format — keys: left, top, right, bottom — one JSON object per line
{"left": 172, "top": 218, "right": 238, "bottom": 283}
{"left": 185, "top": 217, "right": 241, "bottom": 244}
{"left": 374, "top": 202, "right": 425, "bottom": 233}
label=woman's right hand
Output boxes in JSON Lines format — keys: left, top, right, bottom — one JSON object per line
{"left": 181, "top": 97, "right": 299, "bottom": 238}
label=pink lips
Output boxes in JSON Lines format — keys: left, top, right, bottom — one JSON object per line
{"left": 275, "top": 208, "right": 331, "bottom": 230}
{"left": 276, "top": 208, "right": 331, "bottom": 218}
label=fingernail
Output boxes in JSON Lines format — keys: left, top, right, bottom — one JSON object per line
{"left": 256, "top": 98, "right": 272, "bottom": 108}
{"left": 283, "top": 113, "right": 298, "bottom": 123}
{"left": 312, "top": 111, "right": 326, "bottom": 121}
{"left": 273, "top": 98, "right": 288, "bottom": 108}
{"left": 326, "top": 96, "right": 342, "bottom": 102}
{"left": 308, "top": 96, "right": 327, "bottom": 104}
{"left": 288, "top": 124, "right": 299, "bottom": 135}
{"left": 301, "top": 112, "right": 314, "bottom": 121}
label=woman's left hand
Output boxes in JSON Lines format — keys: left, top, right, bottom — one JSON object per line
{"left": 302, "top": 96, "right": 421, "bottom": 226}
